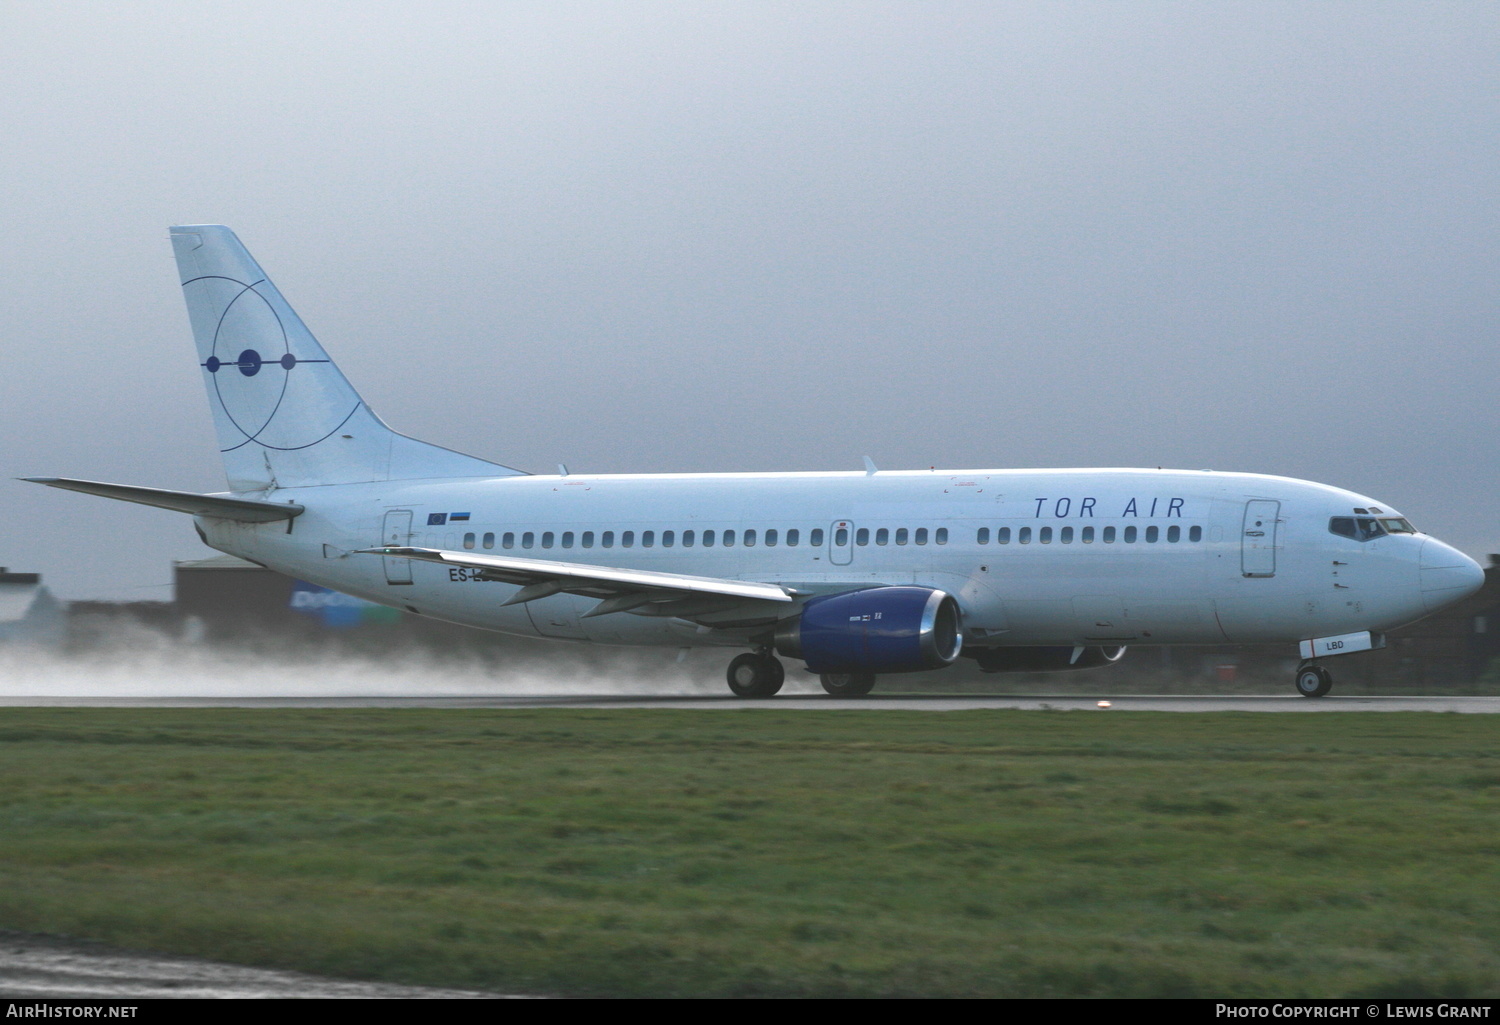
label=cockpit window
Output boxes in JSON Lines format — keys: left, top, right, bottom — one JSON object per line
{"left": 1331, "top": 514, "right": 1417, "bottom": 542}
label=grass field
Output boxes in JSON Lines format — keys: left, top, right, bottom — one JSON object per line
{"left": 0, "top": 707, "right": 1497, "bottom": 997}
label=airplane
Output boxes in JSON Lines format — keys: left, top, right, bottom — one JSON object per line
{"left": 25, "top": 225, "right": 1487, "bottom": 699}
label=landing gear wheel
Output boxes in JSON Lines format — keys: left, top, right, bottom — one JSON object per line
{"left": 820, "top": 671, "right": 877, "bottom": 697}
{"left": 1295, "top": 663, "right": 1333, "bottom": 699}
{"left": 726, "top": 653, "right": 785, "bottom": 698}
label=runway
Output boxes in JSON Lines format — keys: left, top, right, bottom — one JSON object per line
{"left": 0, "top": 931, "right": 516, "bottom": 999}
{"left": 1, "top": 693, "right": 1497, "bottom": 712}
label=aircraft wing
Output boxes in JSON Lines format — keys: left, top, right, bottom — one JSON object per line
{"left": 356, "top": 546, "right": 797, "bottom": 622}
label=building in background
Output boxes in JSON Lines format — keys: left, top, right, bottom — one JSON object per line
{"left": 68, "top": 555, "right": 559, "bottom": 661}
{"left": 0, "top": 568, "right": 65, "bottom": 649}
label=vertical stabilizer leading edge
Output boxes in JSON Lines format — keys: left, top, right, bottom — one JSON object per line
{"left": 169, "top": 225, "right": 523, "bottom": 492}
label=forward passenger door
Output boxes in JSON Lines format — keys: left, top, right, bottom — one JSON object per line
{"left": 1241, "top": 500, "right": 1280, "bottom": 578}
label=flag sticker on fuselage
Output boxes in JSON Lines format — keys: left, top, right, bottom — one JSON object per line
{"left": 450, "top": 512, "right": 471, "bottom": 521}
{"left": 427, "top": 513, "right": 447, "bottom": 525}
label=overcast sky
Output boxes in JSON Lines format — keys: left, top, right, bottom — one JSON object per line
{"left": 3, "top": 1, "right": 1497, "bottom": 600}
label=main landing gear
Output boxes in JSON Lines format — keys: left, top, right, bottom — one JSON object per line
{"left": 1295, "top": 661, "right": 1333, "bottom": 699}
{"left": 819, "top": 672, "right": 876, "bottom": 697}
{"left": 726, "top": 652, "right": 784, "bottom": 698}
{"left": 723, "top": 654, "right": 880, "bottom": 699}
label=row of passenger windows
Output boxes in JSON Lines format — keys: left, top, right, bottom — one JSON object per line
{"left": 979, "top": 524, "right": 1203, "bottom": 544}
{"left": 462, "top": 527, "right": 829, "bottom": 551}
{"left": 848, "top": 527, "right": 946, "bottom": 546}
{"left": 457, "top": 523, "right": 1202, "bottom": 550}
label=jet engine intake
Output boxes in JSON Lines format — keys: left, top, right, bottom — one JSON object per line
{"left": 774, "top": 586, "right": 963, "bottom": 673}
{"left": 968, "top": 645, "right": 1127, "bottom": 673}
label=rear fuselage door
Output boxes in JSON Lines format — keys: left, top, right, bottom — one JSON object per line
{"left": 1241, "top": 500, "right": 1280, "bottom": 578}
{"left": 381, "top": 509, "right": 414, "bottom": 584}
{"left": 830, "top": 520, "right": 854, "bottom": 566}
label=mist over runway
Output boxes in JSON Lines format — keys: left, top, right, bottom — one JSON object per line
{"left": 6, "top": 632, "right": 1495, "bottom": 711}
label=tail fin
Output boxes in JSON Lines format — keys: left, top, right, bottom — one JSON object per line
{"left": 169, "top": 225, "right": 522, "bottom": 491}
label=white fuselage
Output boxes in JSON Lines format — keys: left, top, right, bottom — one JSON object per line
{"left": 195, "top": 467, "right": 1480, "bottom": 651}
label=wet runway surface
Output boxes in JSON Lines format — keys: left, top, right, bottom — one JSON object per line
{"left": 2, "top": 693, "right": 1497, "bottom": 712}
{"left": 0, "top": 931, "right": 517, "bottom": 999}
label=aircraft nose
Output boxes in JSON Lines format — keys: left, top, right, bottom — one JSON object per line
{"left": 1419, "top": 540, "right": 1486, "bottom": 611}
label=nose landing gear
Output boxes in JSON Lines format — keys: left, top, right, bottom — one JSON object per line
{"left": 1295, "top": 661, "right": 1333, "bottom": 698}
{"left": 726, "top": 652, "right": 785, "bottom": 698}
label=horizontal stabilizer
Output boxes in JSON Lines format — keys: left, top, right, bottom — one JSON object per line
{"left": 22, "top": 477, "right": 303, "bottom": 523}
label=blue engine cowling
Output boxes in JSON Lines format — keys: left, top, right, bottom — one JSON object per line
{"left": 967, "top": 645, "right": 1127, "bottom": 673}
{"left": 774, "top": 586, "right": 963, "bottom": 674}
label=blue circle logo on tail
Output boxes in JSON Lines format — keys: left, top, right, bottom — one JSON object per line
{"left": 188, "top": 276, "right": 351, "bottom": 451}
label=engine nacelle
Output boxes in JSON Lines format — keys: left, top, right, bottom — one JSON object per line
{"left": 774, "top": 586, "right": 963, "bottom": 674}
{"left": 967, "top": 645, "right": 1127, "bottom": 674}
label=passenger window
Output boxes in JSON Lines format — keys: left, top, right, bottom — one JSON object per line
{"left": 561, "top": 531, "right": 574, "bottom": 548}
{"left": 723, "top": 530, "right": 735, "bottom": 547}
{"left": 1189, "top": 525, "right": 1203, "bottom": 542}
{"left": 522, "top": 531, "right": 535, "bottom": 549}
{"left": 483, "top": 532, "right": 495, "bottom": 549}
{"left": 463, "top": 532, "right": 476, "bottom": 550}
{"left": 703, "top": 530, "right": 715, "bottom": 547}
{"left": 1167, "top": 525, "right": 1180, "bottom": 543}
{"left": 503, "top": 532, "right": 515, "bottom": 549}
{"left": 835, "top": 528, "right": 848, "bottom": 546}
{"left": 1124, "top": 526, "right": 1137, "bottom": 543}
{"left": 1146, "top": 526, "right": 1158, "bottom": 543}
{"left": 1061, "top": 526, "right": 1074, "bottom": 543}
{"left": 1081, "top": 526, "right": 1094, "bottom": 543}
{"left": 1040, "top": 526, "right": 1052, "bottom": 544}
{"left": 997, "top": 527, "right": 1011, "bottom": 544}
{"left": 602, "top": 531, "right": 614, "bottom": 548}
{"left": 787, "top": 529, "right": 799, "bottom": 546}
{"left": 582, "top": 531, "right": 594, "bottom": 549}
{"left": 976, "top": 527, "right": 989, "bottom": 544}
{"left": 876, "top": 528, "right": 889, "bottom": 545}
{"left": 856, "top": 528, "right": 869, "bottom": 546}
{"left": 915, "top": 528, "right": 928, "bottom": 545}
{"left": 683, "top": 530, "right": 694, "bottom": 547}
{"left": 663, "top": 530, "right": 674, "bottom": 548}
{"left": 1103, "top": 526, "right": 1116, "bottom": 543}
{"left": 936, "top": 527, "right": 948, "bottom": 545}
{"left": 542, "top": 531, "right": 555, "bottom": 549}
{"left": 642, "top": 531, "right": 654, "bottom": 548}
{"left": 622, "top": 531, "right": 635, "bottom": 548}
{"left": 811, "top": 528, "right": 824, "bottom": 546}
{"left": 1019, "top": 527, "right": 1032, "bottom": 544}
{"left": 765, "top": 529, "right": 777, "bottom": 546}
{"left": 744, "top": 529, "right": 756, "bottom": 547}
{"left": 895, "top": 527, "right": 909, "bottom": 545}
